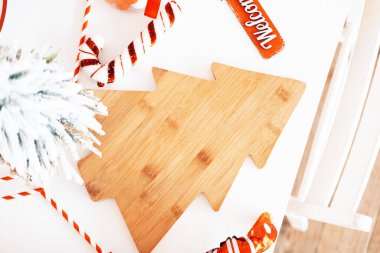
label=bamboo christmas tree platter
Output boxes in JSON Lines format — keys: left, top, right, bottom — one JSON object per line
{"left": 78, "top": 63, "right": 305, "bottom": 252}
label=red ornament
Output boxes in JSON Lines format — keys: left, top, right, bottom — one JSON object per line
{"left": 106, "top": 0, "right": 138, "bottom": 11}
{"left": 144, "top": 0, "right": 161, "bottom": 19}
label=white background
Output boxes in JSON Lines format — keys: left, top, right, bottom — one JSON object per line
{"left": 0, "top": 0, "right": 350, "bottom": 252}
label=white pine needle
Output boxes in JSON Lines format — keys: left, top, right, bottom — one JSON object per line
{"left": 0, "top": 45, "right": 108, "bottom": 186}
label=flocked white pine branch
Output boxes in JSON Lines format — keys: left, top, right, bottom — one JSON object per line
{"left": 0, "top": 45, "right": 108, "bottom": 185}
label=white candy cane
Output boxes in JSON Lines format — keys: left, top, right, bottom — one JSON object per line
{"left": 79, "top": 0, "right": 182, "bottom": 87}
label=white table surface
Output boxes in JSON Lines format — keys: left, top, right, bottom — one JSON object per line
{"left": 0, "top": 0, "right": 351, "bottom": 252}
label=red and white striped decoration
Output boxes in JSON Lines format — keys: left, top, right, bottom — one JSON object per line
{"left": 0, "top": 176, "right": 109, "bottom": 253}
{"left": 79, "top": 0, "right": 182, "bottom": 87}
{"left": 38, "top": 189, "right": 109, "bottom": 253}
{"left": 0, "top": 187, "right": 44, "bottom": 201}
{"left": 73, "top": 0, "right": 94, "bottom": 83}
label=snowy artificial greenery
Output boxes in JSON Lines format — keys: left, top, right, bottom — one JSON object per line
{"left": 0, "top": 45, "right": 108, "bottom": 185}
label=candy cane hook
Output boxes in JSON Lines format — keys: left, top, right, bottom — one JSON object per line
{"left": 79, "top": 0, "right": 182, "bottom": 87}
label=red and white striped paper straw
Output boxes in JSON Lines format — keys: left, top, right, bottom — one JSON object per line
{"left": 0, "top": 176, "right": 109, "bottom": 253}
{"left": 73, "top": 0, "right": 94, "bottom": 83}
{"left": 38, "top": 189, "right": 110, "bottom": 253}
{"left": 0, "top": 187, "right": 44, "bottom": 201}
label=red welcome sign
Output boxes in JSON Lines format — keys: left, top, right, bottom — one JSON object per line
{"left": 0, "top": 0, "right": 6, "bottom": 32}
{"left": 226, "top": 0, "right": 284, "bottom": 59}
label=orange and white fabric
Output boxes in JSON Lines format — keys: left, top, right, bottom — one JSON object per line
{"left": 207, "top": 213, "right": 278, "bottom": 253}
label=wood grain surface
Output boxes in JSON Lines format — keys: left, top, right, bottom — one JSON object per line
{"left": 78, "top": 63, "right": 305, "bottom": 252}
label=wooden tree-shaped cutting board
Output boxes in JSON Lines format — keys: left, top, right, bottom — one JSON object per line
{"left": 78, "top": 63, "right": 305, "bottom": 252}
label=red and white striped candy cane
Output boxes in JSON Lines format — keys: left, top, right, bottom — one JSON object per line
{"left": 73, "top": 0, "right": 94, "bottom": 82}
{"left": 79, "top": 0, "right": 182, "bottom": 87}
{"left": 0, "top": 176, "right": 109, "bottom": 253}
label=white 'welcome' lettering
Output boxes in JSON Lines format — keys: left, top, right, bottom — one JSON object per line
{"left": 239, "top": 0, "right": 277, "bottom": 49}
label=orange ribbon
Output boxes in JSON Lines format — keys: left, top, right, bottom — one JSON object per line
{"left": 144, "top": 0, "right": 161, "bottom": 19}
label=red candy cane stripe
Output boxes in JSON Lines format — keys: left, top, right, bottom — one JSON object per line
{"left": 73, "top": 0, "right": 94, "bottom": 82}
{"left": 79, "top": 0, "right": 182, "bottom": 87}
{"left": 0, "top": 177, "right": 109, "bottom": 253}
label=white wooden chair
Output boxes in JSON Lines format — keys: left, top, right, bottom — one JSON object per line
{"left": 286, "top": 0, "right": 380, "bottom": 232}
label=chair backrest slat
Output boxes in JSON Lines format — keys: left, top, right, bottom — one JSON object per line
{"left": 331, "top": 54, "right": 380, "bottom": 212}
{"left": 296, "top": 0, "right": 365, "bottom": 204}
{"left": 302, "top": 0, "right": 380, "bottom": 208}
